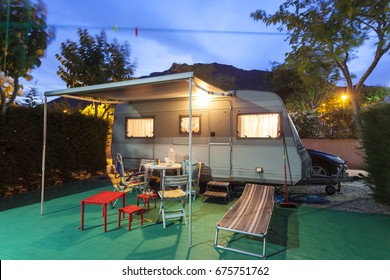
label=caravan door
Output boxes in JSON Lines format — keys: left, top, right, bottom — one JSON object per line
{"left": 209, "top": 100, "right": 232, "bottom": 179}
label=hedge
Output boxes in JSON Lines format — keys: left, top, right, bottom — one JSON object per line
{"left": 360, "top": 103, "right": 390, "bottom": 205}
{"left": 0, "top": 106, "right": 109, "bottom": 197}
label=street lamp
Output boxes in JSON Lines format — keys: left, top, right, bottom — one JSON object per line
{"left": 341, "top": 94, "right": 347, "bottom": 109}
{"left": 321, "top": 103, "right": 326, "bottom": 115}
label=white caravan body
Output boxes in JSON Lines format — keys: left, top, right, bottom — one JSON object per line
{"left": 111, "top": 89, "right": 312, "bottom": 185}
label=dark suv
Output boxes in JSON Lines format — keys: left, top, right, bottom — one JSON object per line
{"left": 307, "top": 149, "right": 347, "bottom": 176}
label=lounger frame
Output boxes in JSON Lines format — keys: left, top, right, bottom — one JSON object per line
{"left": 214, "top": 184, "right": 275, "bottom": 259}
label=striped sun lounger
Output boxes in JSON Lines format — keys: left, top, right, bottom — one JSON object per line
{"left": 214, "top": 183, "right": 275, "bottom": 258}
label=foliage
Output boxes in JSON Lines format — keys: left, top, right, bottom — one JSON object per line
{"left": 252, "top": 0, "right": 390, "bottom": 133}
{"left": 0, "top": 106, "right": 43, "bottom": 195}
{"left": 290, "top": 86, "right": 389, "bottom": 139}
{"left": 360, "top": 104, "right": 390, "bottom": 205}
{"left": 0, "top": 0, "right": 54, "bottom": 115}
{"left": 0, "top": 72, "right": 22, "bottom": 106}
{"left": 289, "top": 111, "right": 324, "bottom": 138}
{"left": 269, "top": 61, "right": 338, "bottom": 111}
{"left": 81, "top": 103, "right": 114, "bottom": 122}
{"left": 55, "top": 28, "right": 135, "bottom": 118}
{"left": 46, "top": 109, "right": 109, "bottom": 179}
{"left": 321, "top": 108, "right": 358, "bottom": 139}
{"left": 360, "top": 86, "right": 390, "bottom": 108}
{"left": 0, "top": 106, "right": 109, "bottom": 197}
{"left": 81, "top": 103, "right": 114, "bottom": 142}
{"left": 290, "top": 108, "right": 358, "bottom": 139}
{"left": 55, "top": 28, "right": 135, "bottom": 87}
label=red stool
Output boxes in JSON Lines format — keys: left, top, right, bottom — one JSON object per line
{"left": 137, "top": 193, "right": 158, "bottom": 212}
{"left": 150, "top": 193, "right": 158, "bottom": 209}
{"left": 118, "top": 204, "right": 144, "bottom": 231}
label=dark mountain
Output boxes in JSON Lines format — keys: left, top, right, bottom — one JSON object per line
{"left": 47, "top": 96, "right": 93, "bottom": 112}
{"left": 146, "top": 62, "right": 273, "bottom": 92}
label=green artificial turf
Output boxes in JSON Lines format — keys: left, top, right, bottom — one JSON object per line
{"left": 1, "top": 180, "right": 389, "bottom": 260}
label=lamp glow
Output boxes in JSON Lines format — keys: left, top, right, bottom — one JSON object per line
{"left": 196, "top": 91, "right": 211, "bottom": 107}
{"left": 341, "top": 94, "right": 347, "bottom": 108}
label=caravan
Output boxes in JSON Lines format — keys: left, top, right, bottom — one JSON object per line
{"left": 42, "top": 72, "right": 351, "bottom": 216}
{"left": 111, "top": 89, "right": 312, "bottom": 186}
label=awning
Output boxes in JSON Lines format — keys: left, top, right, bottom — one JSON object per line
{"left": 44, "top": 72, "right": 231, "bottom": 102}
{"left": 41, "top": 72, "right": 231, "bottom": 248}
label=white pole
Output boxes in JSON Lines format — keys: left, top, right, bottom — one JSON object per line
{"left": 40, "top": 97, "right": 47, "bottom": 215}
{"left": 188, "top": 78, "right": 193, "bottom": 247}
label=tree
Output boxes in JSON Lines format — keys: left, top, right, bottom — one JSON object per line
{"left": 251, "top": 0, "right": 390, "bottom": 133}
{"left": 20, "top": 81, "right": 41, "bottom": 107}
{"left": 56, "top": 28, "right": 136, "bottom": 117}
{"left": 269, "top": 58, "right": 338, "bottom": 112}
{"left": 56, "top": 28, "right": 135, "bottom": 88}
{"left": 0, "top": 0, "right": 54, "bottom": 115}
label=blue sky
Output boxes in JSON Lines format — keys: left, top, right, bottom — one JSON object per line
{"left": 22, "top": 0, "right": 390, "bottom": 94}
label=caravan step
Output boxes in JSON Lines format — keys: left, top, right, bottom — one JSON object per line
{"left": 203, "top": 191, "right": 228, "bottom": 198}
{"left": 207, "top": 181, "right": 230, "bottom": 187}
{"left": 203, "top": 181, "right": 231, "bottom": 204}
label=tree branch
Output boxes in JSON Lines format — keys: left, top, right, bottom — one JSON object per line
{"left": 7, "top": 77, "right": 19, "bottom": 107}
{"left": 356, "top": 41, "right": 390, "bottom": 91}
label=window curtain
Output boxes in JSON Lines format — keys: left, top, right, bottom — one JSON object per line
{"left": 126, "top": 118, "right": 154, "bottom": 137}
{"left": 237, "top": 114, "right": 279, "bottom": 138}
{"left": 180, "top": 117, "right": 200, "bottom": 133}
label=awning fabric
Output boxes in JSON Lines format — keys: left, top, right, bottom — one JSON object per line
{"left": 44, "top": 72, "right": 231, "bottom": 102}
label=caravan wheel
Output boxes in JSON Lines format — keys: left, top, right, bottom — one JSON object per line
{"left": 325, "top": 185, "right": 336, "bottom": 195}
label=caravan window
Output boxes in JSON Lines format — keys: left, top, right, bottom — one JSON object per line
{"left": 179, "top": 115, "right": 201, "bottom": 134}
{"left": 237, "top": 113, "right": 280, "bottom": 138}
{"left": 126, "top": 117, "right": 154, "bottom": 138}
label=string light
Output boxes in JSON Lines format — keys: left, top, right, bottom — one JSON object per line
{"left": 48, "top": 23, "right": 288, "bottom": 37}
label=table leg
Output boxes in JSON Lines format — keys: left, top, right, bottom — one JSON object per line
{"left": 144, "top": 167, "right": 149, "bottom": 193}
{"left": 103, "top": 203, "right": 107, "bottom": 232}
{"left": 81, "top": 201, "right": 85, "bottom": 230}
{"left": 128, "top": 213, "right": 132, "bottom": 230}
{"left": 160, "top": 170, "right": 164, "bottom": 197}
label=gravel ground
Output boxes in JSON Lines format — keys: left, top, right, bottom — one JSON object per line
{"left": 282, "top": 170, "right": 390, "bottom": 215}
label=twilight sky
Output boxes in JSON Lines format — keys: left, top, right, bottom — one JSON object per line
{"left": 21, "top": 0, "right": 390, "bottom": 94}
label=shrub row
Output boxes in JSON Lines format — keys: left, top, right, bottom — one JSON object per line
{"left": 290, "top": 108, "right": 358, "bottom": 139}
{"left": 0, "top": 106, "right": 109, "bottom": 197}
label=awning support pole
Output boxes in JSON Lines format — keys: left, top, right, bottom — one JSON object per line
{"left": 188, "top": 78, "right": 193, "bottom": 248}
{"left": 40, "top": 97, "right": 47, "bottom": 215}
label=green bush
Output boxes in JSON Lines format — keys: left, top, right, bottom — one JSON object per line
{"left": 0, "top": 106, "right": 109, "bottom": 196}
{"left": 360, "top": 104, "right": 390, "bottom": 205}
{"left": 290, "top": 109, "right": 358, "bottom": 139}
{"left": 0, "top": 107, "right": 44, "bottom": 193}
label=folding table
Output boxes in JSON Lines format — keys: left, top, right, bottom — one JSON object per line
{"left": 81, "top": 190, "right": 126, "bottom": 232}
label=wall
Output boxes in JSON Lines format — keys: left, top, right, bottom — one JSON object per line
{"left": 302, "top": 139, "right": 365, "bottom": 169}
